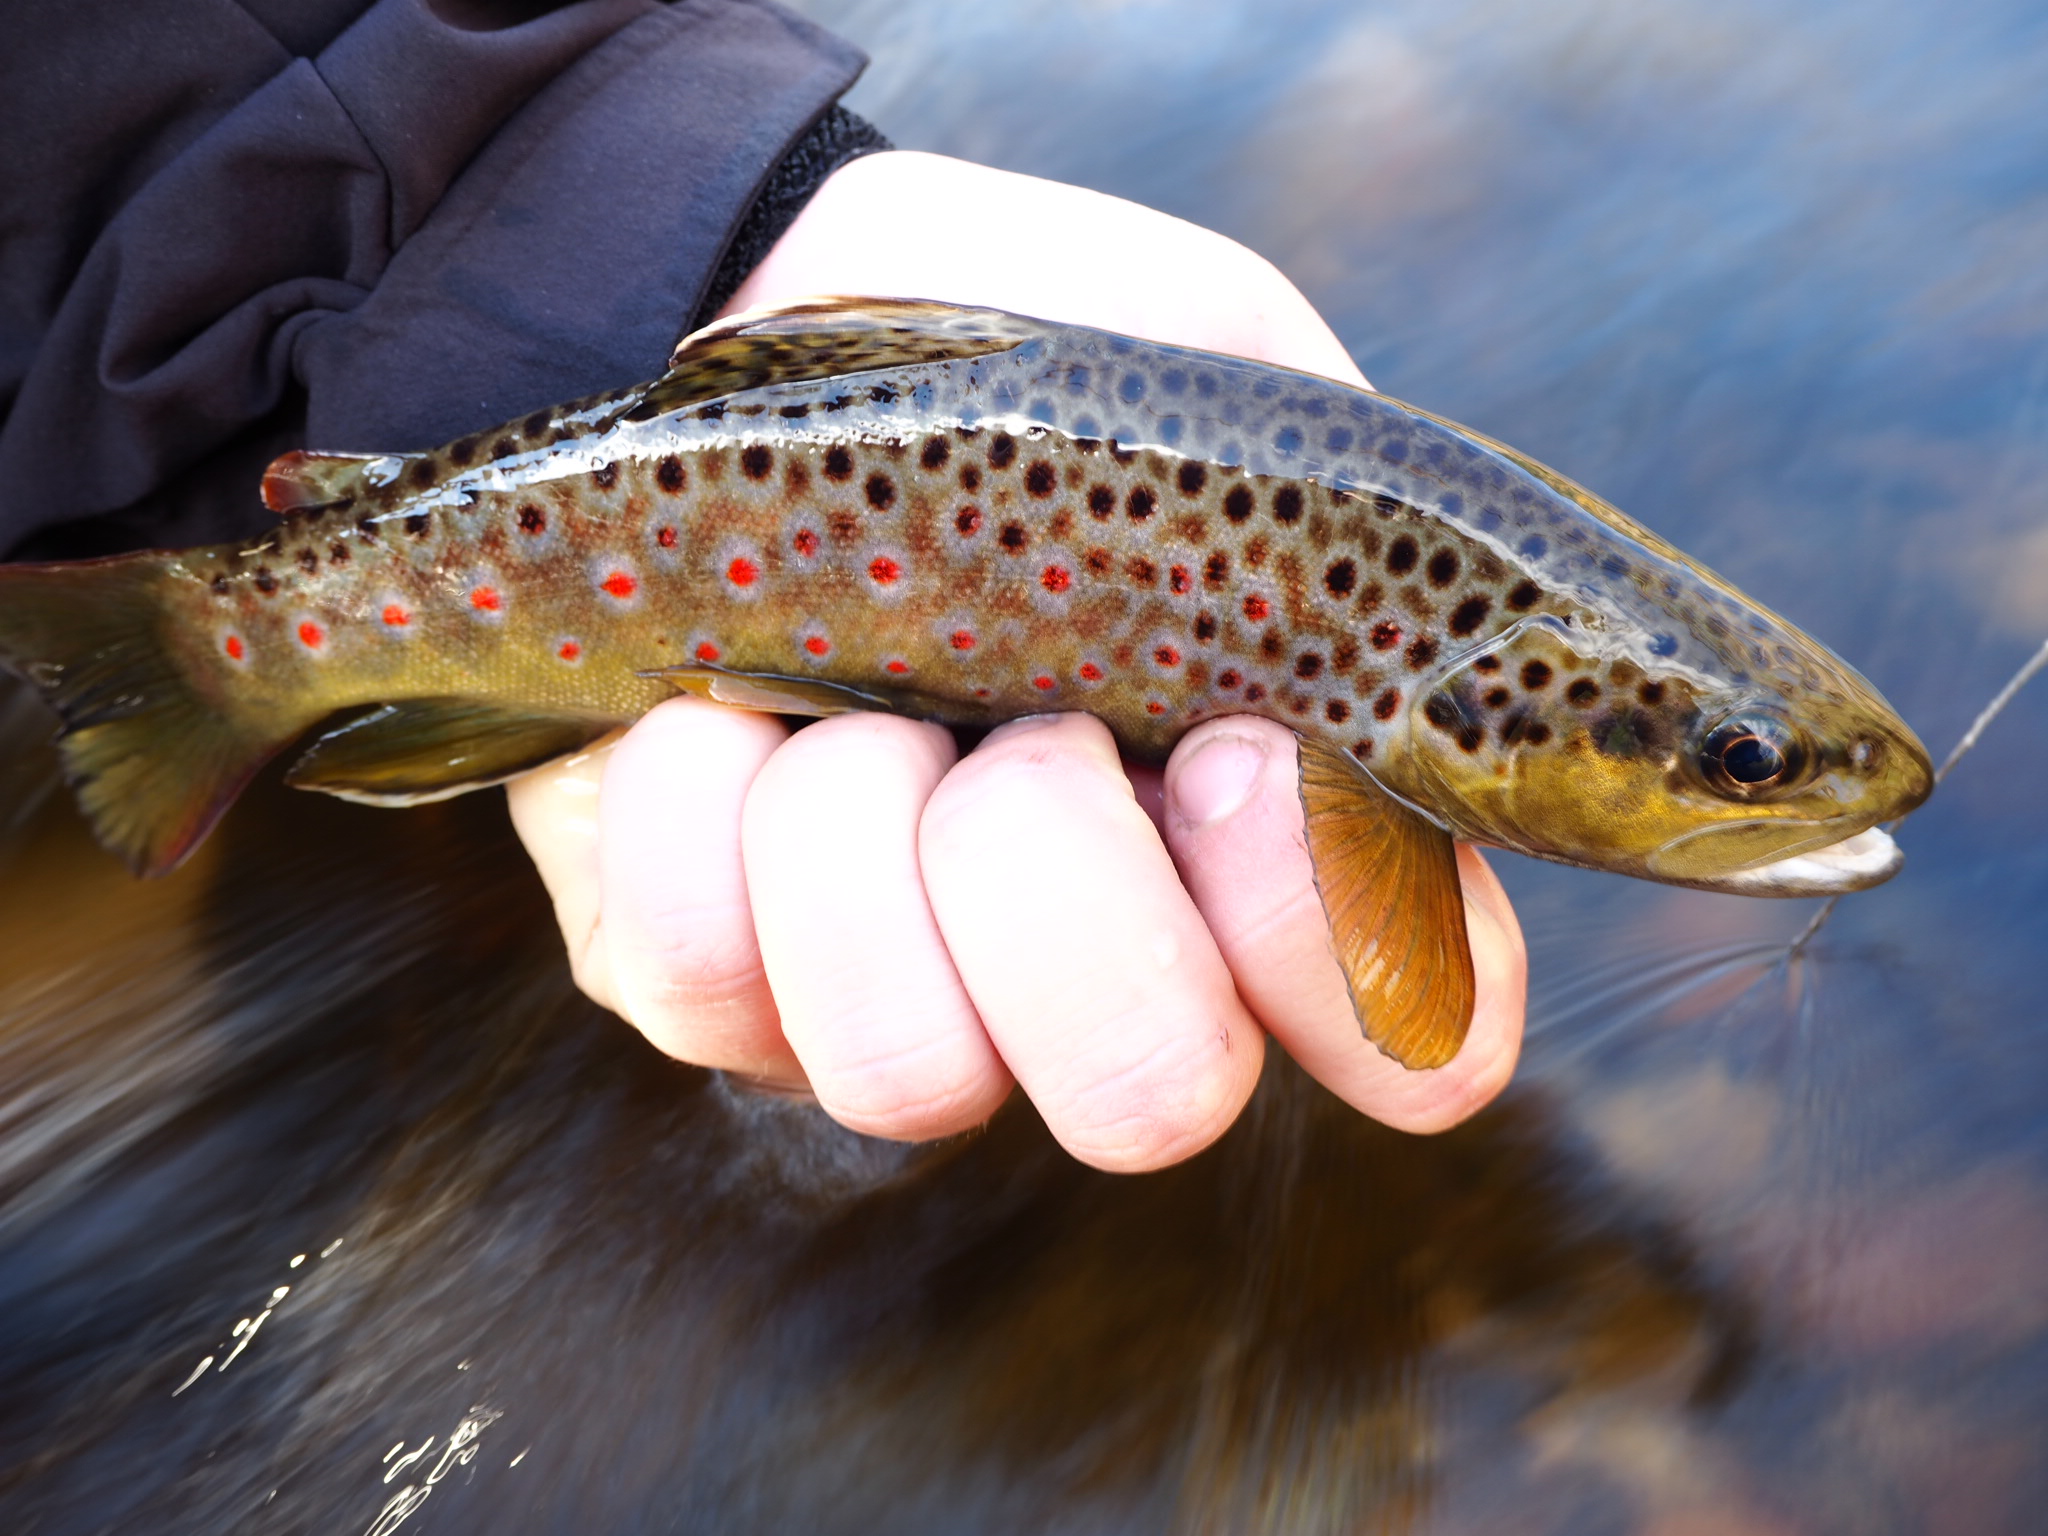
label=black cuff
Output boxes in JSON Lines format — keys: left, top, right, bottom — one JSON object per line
{"left": 690, "top": 104, "right": 893, "bottom": 332}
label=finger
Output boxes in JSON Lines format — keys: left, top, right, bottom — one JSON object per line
{"left": 918, "top": 713, "right": 1265, "bottom": 1172}
{"left": 741, "top": 712, "right": 1009, "bottom": 1139}
{"left": 592, "top": 697, "right": 799, "bottom": 1081}
{"left": 505, "top": 732, "right": 622, "bottom": 1013}
{"left": 1162, "top": 717, "right": 1526, "bottom": 1132}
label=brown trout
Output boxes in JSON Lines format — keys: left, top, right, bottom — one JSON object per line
{"left": 0, "top": 299, "right": 1933, "bottom": 1068}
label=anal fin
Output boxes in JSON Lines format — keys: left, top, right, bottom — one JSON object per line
{"left": 1297, "top": 738, "right": 1475, "bottom": 1070}
{"left": 285, "top": 699, "right": 619, "bottom": 805}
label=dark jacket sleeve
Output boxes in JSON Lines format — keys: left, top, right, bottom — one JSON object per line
{"left": 0, "top": 0, "right": 871, "bottom": 558}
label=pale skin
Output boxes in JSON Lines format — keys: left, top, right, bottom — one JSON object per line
{"left": 507, "top": 151, "right": 1527, "bottom": 1172}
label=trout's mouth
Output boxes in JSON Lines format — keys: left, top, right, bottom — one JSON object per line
{"left": 1651, "top": 825, "right": 1904, "bottom": 897}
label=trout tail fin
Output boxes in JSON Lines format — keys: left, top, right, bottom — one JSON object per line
{"left": 0, "top": 554, "right": 281, "bottom": 875}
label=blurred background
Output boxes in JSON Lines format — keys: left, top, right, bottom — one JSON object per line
{"left": 2, "top": 1, "right": 2044, "bottom": 1531}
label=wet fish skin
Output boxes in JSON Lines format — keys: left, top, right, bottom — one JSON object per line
{"left": 159, "top": 300, "right": 1926, "bottom": 871}
{"left": 0, "top": 299, "right": 1935, "bottom": 1068}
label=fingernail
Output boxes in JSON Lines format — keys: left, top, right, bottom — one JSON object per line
{"left": 1171, "top": 733, "right": 1268, "bottom": 827}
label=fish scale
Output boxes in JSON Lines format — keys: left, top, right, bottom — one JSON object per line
{"left": 175, "top": 336, "right": 1586, "bottom": 767}
{"left": 0, "top": 298, "right": 1933, "bottom": 1070}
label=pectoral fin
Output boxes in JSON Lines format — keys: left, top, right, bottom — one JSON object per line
{"left": 642, "top": 663, "right": 988, "bottom": 724}
{"left": 1296, "top": 738, "right": 1475, "bottom": 1070}
{"left": 285, "top": 700, "right": 618, "bottom": 805}
{"left": 643, "top": 665, "right": 900, "bottom": 717}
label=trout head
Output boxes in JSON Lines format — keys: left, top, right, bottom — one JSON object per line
{"left": 1376, "top": 612, "right": 1933, "bottom": 896}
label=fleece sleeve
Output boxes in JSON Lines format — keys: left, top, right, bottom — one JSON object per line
{"left": 0, "top": 0, "right": 870, "bottom": 558}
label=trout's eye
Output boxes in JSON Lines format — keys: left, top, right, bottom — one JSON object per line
{"left": 1698, "top": 712, "right": 1806, "bottom": 798}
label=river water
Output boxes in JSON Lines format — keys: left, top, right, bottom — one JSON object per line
{"left": 2, "top": 1, "right": 2043, "bottom": 1531}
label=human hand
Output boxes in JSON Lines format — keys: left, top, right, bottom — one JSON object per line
{"left": 506, "top": 152, "right": 1527, "bottom": 1171}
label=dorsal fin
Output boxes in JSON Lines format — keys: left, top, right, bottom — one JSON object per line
{"left": 265, "top": 301, "right": 1043, "bottom": 512}
{"left": 260, "top": 450, "right": 424, "bottom": 514}
{"left": 625, "top": 297, "right": 1045, "bottom": 421}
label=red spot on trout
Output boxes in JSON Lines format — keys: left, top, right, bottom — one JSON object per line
{"left": 868, "top": 557, "right": 901, "bottom": 584}
{"left": 804, "top": 636, "right": 830, "bottom": 656}
{"left": 1243, "top": 594, "right": 1271, "bottom": 621}
{"left": 223, "top": 635, "right": 244, "bottom": 661}
{"left": 695, "top": 641, "right": 720, "bottom": 662}
{"left": 381, "top": 604, "right": 410, "bottom": 627}
{"left": 950, "top": 629, "right": 976, "bottom": 651}
{"left": 601, "top": 571, "right": 637, "bottom": 599}
{"left": 297, "top": 621, "right": 325, "bottom": 649}
{"left": 1040, "top": 565, "right": 1072, "bottom": 593}
{"left": 471, "top": 587, "right": 502, "bottom": 612}
{"left": 727, "top": 558, "right": 758, "bottom": 586}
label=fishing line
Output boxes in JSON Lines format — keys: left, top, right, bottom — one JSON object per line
{"left": 1787, "top": 630, "right": 2048, "bottom": 957}
{"left": 1530, "top": 939, "right": 1787, "bottom": 1067}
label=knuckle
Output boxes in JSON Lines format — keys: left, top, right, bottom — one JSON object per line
{"left": 826, "top": 1073, "right": 995, "bottom": 1141}
{"left": 634, "top": 913, "right": 757, "bottom": 999}
{"left": 609, "top": 915, "right": 773, "bottom": 1041}
{"left": 762, "top": 714, "right": 955, "bottom": 815}
{"left": 809, "top": 1025, "right": 997, "bottom": 1139}
{"left": 642, "top": 934, "right": 765, "bottom": 1013}
{"left": 923, "top": 727, "right": 1118, "bottom": 855}
{"left": 1050, "top": 1018, "right": 1246, "bottom": 1170}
